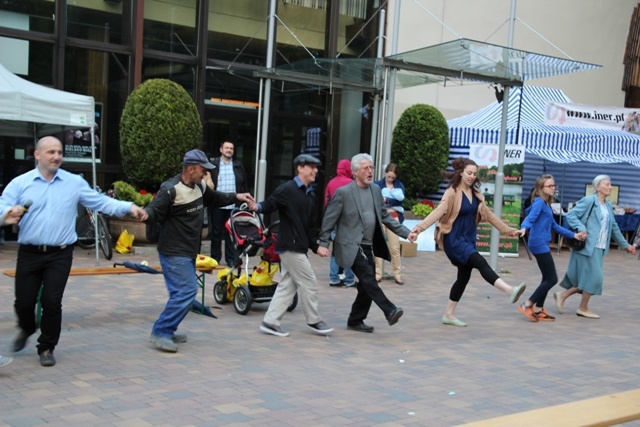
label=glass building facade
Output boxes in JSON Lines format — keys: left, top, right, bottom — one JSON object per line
{"left": 0, "top": 0, "right": 382, "bottom": 211}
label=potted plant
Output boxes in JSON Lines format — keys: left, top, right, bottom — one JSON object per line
{"left": 111, "top": 79, "right": 203, "bottom": 243}
{"left": 119, "top": 78, "right": 203, "bottom": 192}
{"left": 391, "top": 104, "right": 450, "bottom": 199}
{"left": 411, "top": 199, "right": 435, "bottom": 219}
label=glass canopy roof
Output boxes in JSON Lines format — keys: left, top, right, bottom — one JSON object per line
{"left": 255, "top": 38, "right": 601, "bottom": 91}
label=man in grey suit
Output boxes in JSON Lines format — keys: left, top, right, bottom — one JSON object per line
{"left": 318, "top": 153, "right": 414, "bottom": 332}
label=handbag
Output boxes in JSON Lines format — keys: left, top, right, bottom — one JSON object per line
{"left": 565, "top": 200, "right": 595, "bottom": 250}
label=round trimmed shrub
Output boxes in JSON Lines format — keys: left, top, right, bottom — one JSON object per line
{"left": 120, "top": 79, "right": 202, "bottom": 191}
{"left": 391, "top": 104, "right": 449, "bottom": 198}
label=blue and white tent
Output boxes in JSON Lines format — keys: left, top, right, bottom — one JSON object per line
{"left": 448, "top": 85, "right": 640, "bottom": 167}
{"left": 447, "top": 86, "right": 640, "bottom": 210}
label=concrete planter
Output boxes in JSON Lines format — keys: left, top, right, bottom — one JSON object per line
{"left": 107, "top": 215, "right": 151, "bottom": 244}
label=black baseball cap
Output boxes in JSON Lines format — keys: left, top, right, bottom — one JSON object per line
{"left": 293, "top": 154, "right": 321, "bottom": 168}
{"left": 183, "top": 149, "right": 215, "bottom": 170}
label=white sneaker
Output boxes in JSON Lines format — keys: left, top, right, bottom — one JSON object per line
{"left": 260, "top": 322, "right": 290, "bottom": 337}
{"left": 307, "top": 321, "right": 334, "bottom": 336}
{"left": 0, "top": 355, "right": 14, "bottom": 368}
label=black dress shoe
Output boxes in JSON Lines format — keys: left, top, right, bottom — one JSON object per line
{"left": 386, "top": 307, "right": 404, "bottom": 326}
{"left": 347, "top": 323, "right": 374, "bottom": 333}
{"left": 394, "top": 279, "right": 405, "bottom": 285}
{"left": 12, "top": 330, "right": 29, "bottom": 353}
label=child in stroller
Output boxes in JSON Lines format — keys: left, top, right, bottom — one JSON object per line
{"left": 212, "top": 205, "right": 298, "bottom": 314}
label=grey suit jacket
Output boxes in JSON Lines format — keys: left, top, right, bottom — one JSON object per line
{"left": 319, "top": 181, "right": 411, "bottom": 268}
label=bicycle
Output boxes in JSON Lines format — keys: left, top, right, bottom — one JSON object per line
{"left": 75, "top": 198, "right": 114, "bottom": 261}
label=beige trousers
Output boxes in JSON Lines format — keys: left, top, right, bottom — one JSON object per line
{"left": 375, "top": 216, "right": 402, "bottom": 281}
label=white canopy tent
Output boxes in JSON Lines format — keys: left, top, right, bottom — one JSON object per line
{"left": 0, "top": 63, "right": 102, "bottom": 264}
{"left": 0, "top": 63, "right": 95, "bottom": 138}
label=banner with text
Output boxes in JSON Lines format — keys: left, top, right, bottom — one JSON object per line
{"left": 545, "top": 101, "right": 640, "bottom": 134}
{"left": 469, "top": 143, "right": 525, "bottom": 257}
{"left": 63, "top": 102, "right": 102, "bottom": 163}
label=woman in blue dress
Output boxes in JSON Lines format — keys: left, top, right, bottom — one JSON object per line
{"left": 554, "top": 175, "right": 636, "bottom": 319}
{"left": 517, "top": 175, "right": 585, "bottom": 322}
{"left": 409, "top": 158, "right": 525, "bottom": 327}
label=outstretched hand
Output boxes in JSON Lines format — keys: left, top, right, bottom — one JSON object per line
{"left": 626, "top": 245, "right": 636, "bottom": 255}
{"left": 236, "top": 193, "right": 254, "bottom": 205}
{"left": 130, "top": 205, "right": 148, "bottom": 221}
{"left": 574, "top": 230, "right": 587, "bottom": 241}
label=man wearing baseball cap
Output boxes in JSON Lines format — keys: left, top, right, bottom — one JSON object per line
{"left": 249, "top": 153, "right": 333, "bottom": 337}
{"left": 145, "top": 149, "right": 254, "bottom": 352}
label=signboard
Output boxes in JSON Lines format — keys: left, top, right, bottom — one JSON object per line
{"left": 63, "top": 102, "right": 102, "bottom": 163}
{"left": 545, "top": 101, "right": 640, "bottom": 134}
{"left": 469, "top": 143, "right": 525, "bottom": 256}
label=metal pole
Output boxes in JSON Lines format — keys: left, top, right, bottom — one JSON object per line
{"left": 369, "top": 8, "right": 385, "bottom": 157}
{"left": 254, "top": 78, "right": 264, "bottom": 195}
{"left": 508, "top": 0, "right": 517, "bottom": 47}
{"left": 90, "top": 126, "right": 99, "bottom": 266}
{"left": 489, "top": 0, "right": 517, "bottom": 269}
{"left": 377, "top": 67, "right": 390, "bottom": 167}
{"left": 380, "top": 0, "right": 401, "bottom": 174}
{"left": 256, "top": 0, "right": 277, "bottom": 203}
{"left": 489, "top": 86, "right": 510, "bottom": 269}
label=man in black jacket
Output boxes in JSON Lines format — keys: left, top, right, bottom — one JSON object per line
{"left": 208, "top": 141, "right": 248, "bottom": 266}
{"left": 249, "top": 154, "right": 333, "bottom": 337}
{"left": 145, "top": 149, "right": 253, "bottom": 352}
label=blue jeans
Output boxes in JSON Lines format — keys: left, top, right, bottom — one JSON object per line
{"left": 329, "top": 256, "right": 355, "bottom": 284}
{"left": 152, "top": 253, "right": 198, "bottom": 338}
{"left": 329, "top": 229, "right": 355, "bottom": 285}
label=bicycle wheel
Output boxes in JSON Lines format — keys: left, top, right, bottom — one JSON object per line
{"left": 76, "top": 214, "right": 95, "bottom": 249}
{"left": 97, "top": 214, "right": 113, "bottom": 260}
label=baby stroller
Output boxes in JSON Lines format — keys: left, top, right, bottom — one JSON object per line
{"left": 212, "top": 204, "right": 298, "bottom": 314}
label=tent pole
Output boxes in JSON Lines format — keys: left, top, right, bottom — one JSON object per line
{"left": 489, "top": 86, "right": 510, "bottom": 270}
{"left": 557, "top": 164, "right": 565, "bottom": 253}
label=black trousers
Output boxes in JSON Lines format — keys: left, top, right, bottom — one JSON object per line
{"left": 530, "top": 251, "right": 558, "bottom": 308}
{"left": 210, "top": 208, "right": 236, "bottom": 266}
{"left": 348, "top": 244, "right": 396, "bottom": 325}
{"left": 450, "top": 252, "right": 500, "bottom": 302}
{"left": 14, "top": 245, "right": 74, "bottom": 353}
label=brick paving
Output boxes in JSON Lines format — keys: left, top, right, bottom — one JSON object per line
{"left": 1, "top": 240, "right": 639, "bottom": 426}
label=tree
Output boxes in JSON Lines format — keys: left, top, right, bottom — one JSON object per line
{"left": 390, "top": 104, "right": 450, "bottom": 198}
{"left": 120, "top": 79, "right": 203, "bottom": 191}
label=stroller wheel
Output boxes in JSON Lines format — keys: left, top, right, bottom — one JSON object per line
{"left": 287, "top": 292, "right": 298, "bottom": 312}
{"left": 234, "top": 286, "right": 252, "bottom": 315}
{"left": 213, "top": 281, "right": 227, "bottom": 305}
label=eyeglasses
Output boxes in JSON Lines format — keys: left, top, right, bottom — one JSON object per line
{"left": 543, "top": 185, "right": 557, "bottom": 188}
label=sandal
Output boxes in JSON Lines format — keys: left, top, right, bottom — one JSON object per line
{"left": 535, "top": 308, "right": 555, "bottom": 321}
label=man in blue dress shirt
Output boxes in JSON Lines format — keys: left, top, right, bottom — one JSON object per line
{"left": 0, "top": 136, "right": 148, "bottom": 367}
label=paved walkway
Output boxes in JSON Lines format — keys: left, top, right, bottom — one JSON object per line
{"left": 1, "top": 241, "right": 639, "bottom": 426}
